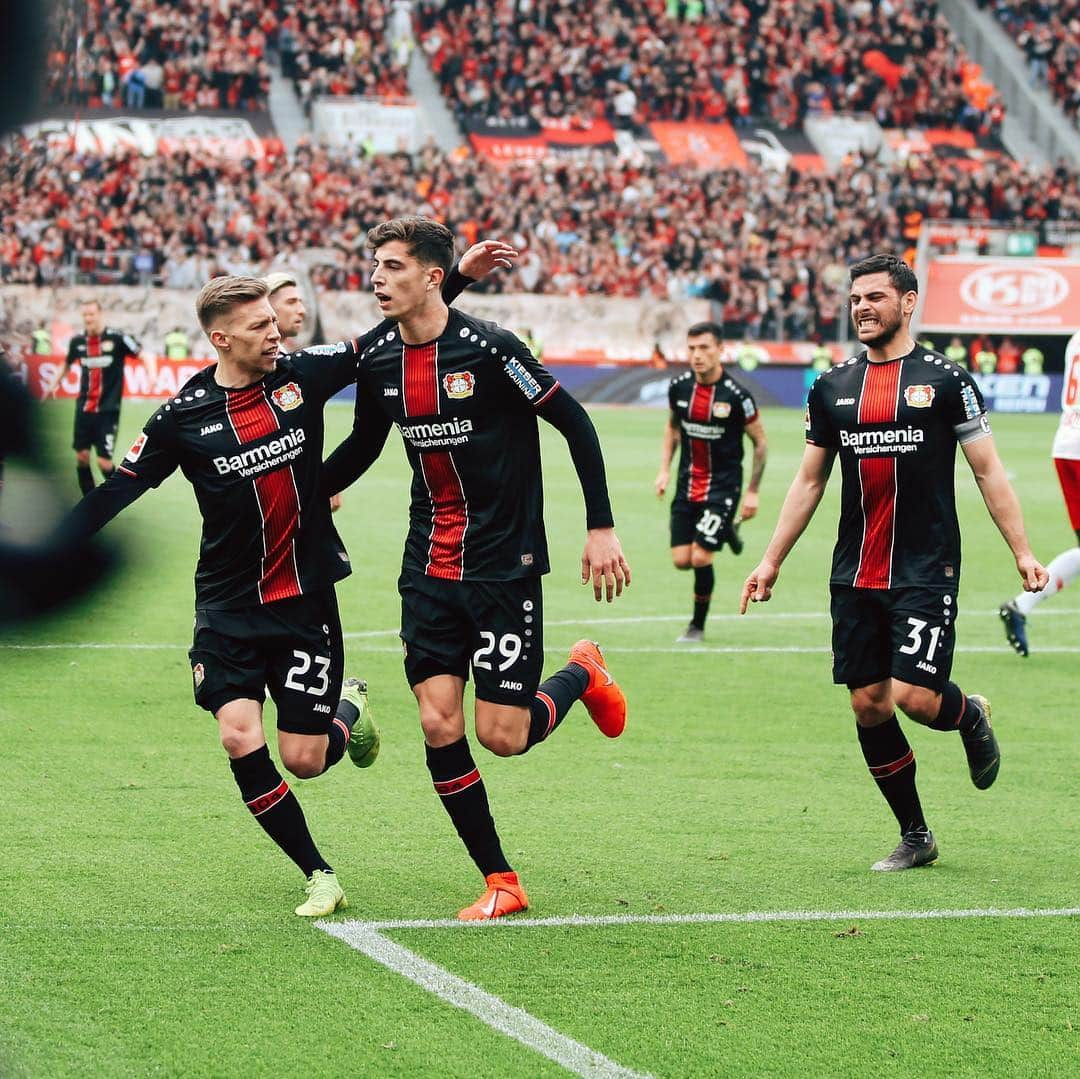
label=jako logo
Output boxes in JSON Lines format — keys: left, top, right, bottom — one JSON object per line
{"left": 200, "top": 423, "right": 224, "bottom": 436}
{"left": 960, "top": 267, "right": 1069, "bottom": 315}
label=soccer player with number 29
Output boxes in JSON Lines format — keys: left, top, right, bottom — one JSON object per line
{"left": 325, "top": 217, "right": 632, "bottom": 921}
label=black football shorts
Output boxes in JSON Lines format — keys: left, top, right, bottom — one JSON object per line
{"left": 398, "top": 570, "right": 544, "bottom": 706}
{"left": 830, "top": 584, "right": 958, "bottom": 692}
{"left": 188, "top": 588, "right": 344, "bottom": 734}
{"left": 670, "top": 497, "right": 738, "bottom": 551}
{"left": 73, "top": 409, "right": 120, "bottom": 458}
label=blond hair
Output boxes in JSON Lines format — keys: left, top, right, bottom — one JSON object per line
{"left": 195, "top": 275, "right": 269, "bottom": 331}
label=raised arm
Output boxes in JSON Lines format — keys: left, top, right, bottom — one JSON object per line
{"left": 739, "top": 442, "right": 834, "bottom": 613}
{"left": 961, "top": 434, "right": 1048, "bottom": 592}
{"left": 442, "top": 240, "right": 518, "bottom": 305}
{"left": 537, "top": 387, "right": 630, "bottom": 602}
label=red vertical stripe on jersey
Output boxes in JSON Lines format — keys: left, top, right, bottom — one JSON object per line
{"left": 403, "top": 341, "right": 467, "bottom": 577}
{"left": 84, "top": 335, "right": 102, "bottom": 413}
{"left": 687, "top": 383, "right": 715, "bottom": 502}
{"left": 225, "top": 386, "right": 302, "bottom": 603}
{"left": 403, "top": 342, "right": 439, "bottom": 417}
{"left": 854, "top": 361, "right": 902, "bottom": 589}
{"left": 420, "top": 451, "right": 468, "bottom": 580}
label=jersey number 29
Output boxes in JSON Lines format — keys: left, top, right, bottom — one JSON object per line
{"left": 473, "top": 632, "right": 523, "bottom": 672}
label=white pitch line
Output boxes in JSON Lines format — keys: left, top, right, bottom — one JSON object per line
{"left": 348, "top": 906, "right": 1080, "bottom": 932}
{"left": 316, "top": 921, "right": 652, "bottom": 1079}
{"left": 6, "top": 642, "right": 1080, "bottom": 657}
{"left": 4, "top": 608, "right": 1079, "bottom": 651}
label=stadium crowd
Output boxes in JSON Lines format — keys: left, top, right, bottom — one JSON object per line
{"left": 279, "top": 1, "right": 412, "bottom": 115}
{"left": 45, "top": 0, "right": 413, "bottom": 115}
{"left": 47, "top": 0, "right": 275, "bottom": 111}
{"left": 5, "top": 135, "right": 1079, "bottom": 340}
{"left": 981, "top": 1, "right": 1080, "bottom": 127}
{"left": 419, "top": 0, "right": 1004, "bottom": 134}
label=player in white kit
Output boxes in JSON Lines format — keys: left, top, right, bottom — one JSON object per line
{"left": 1000, "top": 330, "right": 1080, "bottom": 655}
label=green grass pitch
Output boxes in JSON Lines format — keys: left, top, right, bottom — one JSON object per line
{"left": 1, "top": 401, "right": 1076, "bottom": 1077}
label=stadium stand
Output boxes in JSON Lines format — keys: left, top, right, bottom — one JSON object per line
{"left": 47, "top": 0, "right": 276, "bottom": 111}
{"left": 280, "top": 2, "right": 412, "bottom": 116}
{"left": 418, "top": 0, "right": 1004, "bottom": 134}
{"left": 981, "top": 1, "right": 1080, "bottom": 127}
{"left": 4, "top": 135, "right": 1078, "bottom": 339}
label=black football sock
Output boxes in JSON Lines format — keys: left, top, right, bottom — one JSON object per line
{"left": 229, "top": 745, "right": 332, "bottom": 876}
{"left": 856, "top": 716, "right": 927, "bottom": 834}
{"left": 426, "top": 736, "right": 511, "bottom": 876}
{"left": 321, "top": 693, "right": 361, "bottom": 772}
{"left": 77, "top": 464, "right": 95, "bottom": 494}
{"left": 925, "top": 681, "right": 981, "bottom": 732}
{"left": 691, "top": 565, "right": 715, "bottom": 629}
{"left": 521, "top": 663, "right": 589, "bottom": 751}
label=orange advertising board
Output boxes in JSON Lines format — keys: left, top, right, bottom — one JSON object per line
{"left": 920, "top": 258, "right": 1080, "bottom": 334}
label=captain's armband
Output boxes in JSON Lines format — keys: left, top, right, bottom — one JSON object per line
{"left": 954, "top": 413, "right": 992, "bottom": 445}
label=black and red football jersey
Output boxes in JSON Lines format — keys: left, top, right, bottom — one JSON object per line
{"left": 65, "top": 328, "right": 140, "bottom": 413}
{"left": 668, "top": 369, "right": 758, "bottom": 503}
{"left": 355, "top": 309, "right": 560, "bottom": 581}
{"left": 805, "top": 345, "right": 991, "bottom": 590}
{"left": 92, "top": 341, "right": 362, "bottom": 609}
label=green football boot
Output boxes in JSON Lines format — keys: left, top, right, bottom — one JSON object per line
{"left": 295, "top": 870, "right": 347, "bottom": 917}
{"left": 341, "top": 678, "right": 380, "bottom": 768}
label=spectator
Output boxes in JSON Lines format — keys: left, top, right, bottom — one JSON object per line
{"left": 3, "top": 137, "right": 1080, "bottom": 340}
{"left": 989, "top": 1, "right": 1080, "bottom": 128}
{"left": 418, "top": 0, "right": 1001, "bottom": 132}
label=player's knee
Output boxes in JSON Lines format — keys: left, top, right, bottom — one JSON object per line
{"left": 220, "top": 725, "right": 260, "bottom": 758}
{"left": 98, "top": 459, "right": 114, "bottom": 474}
{"left": 894, "top": 684, "right": 938, "bottom": 724}
{"left": 690, "top": 548, "right": 713, "bottom": 568}
{"left": 476, "top": 726, "right": 522, "bottom": 757}
{"left": 672, "top": 551, "right": 692, "bottom": 570}
{"left": 75, "top": 449, "right": 90, "bottom": 465}
{"left": 280, "top": 747, "right": 324, "bottom": 779}
{"left": 418, "top": 706, "right": 463, "bottom": 747}
{"left": 850, "top": 687, "right": 892, "bottom": 726}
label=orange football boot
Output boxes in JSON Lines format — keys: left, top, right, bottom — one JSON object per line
{"left": 568, "top": 639, "right": 627, "bottom": 738}
{"left": 458, "top": 871, "right": 529, "bottom": 921}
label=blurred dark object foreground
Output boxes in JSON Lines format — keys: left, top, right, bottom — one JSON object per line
{"left": 0, "top": 360, "right": 116, "bottom": 626}
{"left": 0, "top": 1, "right": 118, "bottom": 625}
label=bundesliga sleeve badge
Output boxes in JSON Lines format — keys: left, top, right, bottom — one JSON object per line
{"left": 443, "top": 371, "right": 475, "bottom": 399}
{"left": 271, "top": 382, "right": 303, "bottom": 411}
{"left": 124, "top": 433, "right": 148, "bottom": 462}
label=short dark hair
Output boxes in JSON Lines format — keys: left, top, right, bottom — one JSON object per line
{"left": 686, "top": 321, "right": 725, "bottom": 342}
{"left": 367, "top": 216, "right": 454, "bottom": 275}
{"left": 849, "top": 253, "right": 918, "bottom": 295}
